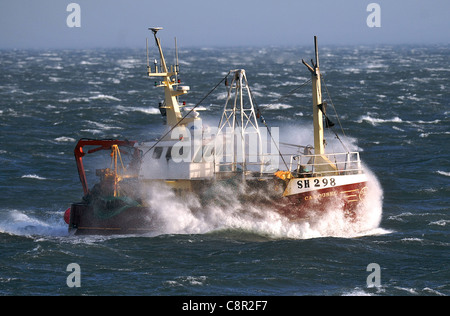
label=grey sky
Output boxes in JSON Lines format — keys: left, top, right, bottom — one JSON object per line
{"left": 0, "top": 0, "right": 449, "bottom": 49}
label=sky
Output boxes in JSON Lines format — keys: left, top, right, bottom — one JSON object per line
{"left": 0, "top": 0, "right": 449, "bottom": 49}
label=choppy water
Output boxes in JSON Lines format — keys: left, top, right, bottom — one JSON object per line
{"left": 0, "top": 44, "right": 449, "bottom": 296}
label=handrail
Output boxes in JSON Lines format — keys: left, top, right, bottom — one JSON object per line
{"left": 212, "top": 150, "right": 363, "bottom": 177}
{"left": 289, "top": 152, "right": 363, "bottom": 176}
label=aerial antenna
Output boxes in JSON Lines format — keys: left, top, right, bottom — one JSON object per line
{"left": 146, "top": 37, "right": 149, "bottom": 68}
{"left": 302, "top": 35, "right": 319, "bottom": 73}
{"left": 149, "top": 27, "right": 163, "bottom": 36}
{"left": 148, "top": 27, "right": 168, "bottom": 73}
{"left": 175, "top": 37, "right": 179, "bottom": 82}
{"left": 314, "top": 35, "right": 319, "bottom": 68}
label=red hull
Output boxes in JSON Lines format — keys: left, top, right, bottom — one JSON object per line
{"left": 277, "top": 181, "right": 368, "bottom": 221}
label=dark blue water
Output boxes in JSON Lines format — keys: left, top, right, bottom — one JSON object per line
{"left": 0, "top": 44, "right": 448, "bottom": 296}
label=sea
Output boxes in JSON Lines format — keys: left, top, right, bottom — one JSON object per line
{"left": 0, "top": 43, "right": 448, "bottom": 298}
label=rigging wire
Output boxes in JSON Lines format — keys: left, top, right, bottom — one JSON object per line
{"left": 247, "top": 77, "right": 316, "bottom": 172}
{"left": 274, "top": 78, "right": 312, "bottom": 104}
{"left": 321, "top": 75, "right": 350, "bottom": 152}
{"left": 247, "top": 85, "right": 291, "bottom": 172}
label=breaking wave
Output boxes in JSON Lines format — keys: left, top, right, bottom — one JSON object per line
{"left": 21, "top": 174, "right": 47, "bottom": 180}
{"left": 357, "top": 115, "right": 403, "bottom": 126}
{"left": 436, "top": 170, "right": 450, "bottom": 177}
{"left": 0, "top": 209, "right": 68, "bottom": 237}
{"left": 142, "top": 166, "right": 385, "bottom": 240}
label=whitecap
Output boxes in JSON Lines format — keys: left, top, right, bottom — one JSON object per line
{"left": 357, "top": 115, "right": 403, "bottom": 126}
{"left": 342, "top": 288, "right": 373, "bottom": 296}
{"left": 117, "top": 58, "right": 140, "bottom": 69}
{"left": 343, "top": 67, "right": 361, "bottom": 74}
{"left": 215, "top": 91, "right": 229, "bottom": 101}
{"left": 420, "top": 131, "right": 450, "bottom": 138}
{"left": 273, "top": 81, "right": 302, "bottom": 87}
{"left": 401, "top": 237, "right": 424, "bottom": 243}
{"left": 260, "top": 103, "right": 293, "bottom": 110}
{"left": 0, "top": 209, "right": 68, "bottom": 237}
{"left": 436, "top": 170, "right": 450, "bottom": 177}
{"left": 89, "top": 94, "right": 121, "bottom": 102}
{"left": 257, "top": 72, "right": 280, "bottom": 77}
{"left": 54, "top": 136, "right": 76, "bottom": 143}
{"left": 21, "top": 174, "right": 47, "bottom": 180}
{"left": 394, "top": 287, "right": 419, "bottom": 295}
{"left": 80, "top": 60, "right": 98, "bottom": 65}
{"left": 59, "top": 96, "right": 90, "bottom": 103}
{"left": 115, "top": 105, "right": 160, "bottom": 115}
{"left": 86, "top": 120, "right": 122, "bottom": 131}
{"left": 423, "top": 288, "right": 446, "bottom": 296}
{"left": 80, "top": 129, "right": 102, "bottom": 135}
{"left": 49, "top": 76, "right": 63, "bottom": 82}
{"left": 428, "top": 219, "right": 448, "bottom": 226}
{"left": 107, "top": 78, "right": 121, "bottom": 84}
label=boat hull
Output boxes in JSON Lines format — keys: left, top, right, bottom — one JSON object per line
{"left": 278, "top": 173, "right": 368, "bottom": 221}
{"left": 69, "top": 202, "right": 155, "bottom": 235}
{"left": 68, "top": 175, "right": 368, "bottom": 235}
{"left": 279, "top": 181, "right": 368, "bottom": 221}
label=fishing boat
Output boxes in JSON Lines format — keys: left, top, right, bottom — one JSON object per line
{"left": 64, "top": 28, "right": 368, "bottom": 235}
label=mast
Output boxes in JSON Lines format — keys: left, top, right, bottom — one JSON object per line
{"left": 302, "top": 36, "right": 337, "bottom": 175}
{"left": 217, "top": 70, "right": 264, "bottom": 174}
{"left": 147, "top": 27, "right": 194, "bottom": 130}
{"left": 302, "top": 36, "right": 324, "bottom": 155}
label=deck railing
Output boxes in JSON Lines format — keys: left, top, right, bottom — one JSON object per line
{"left": 213, "top": 150, "right": 363, "bottom": 178}
{"left": 288, "top": 152, "right": 363, "bottom": 177}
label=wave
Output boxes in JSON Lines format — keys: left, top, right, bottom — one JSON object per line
{"left": 85, "top": 120, "right": 123, "bottom": 131}
{"left": 80, "top": 129, "right": 102, "bottom": 135}
{"left": 21, "top": 174, "right": 47, "bottom": 180}
{"left": 59, "top": 94, "right": 121, "bottom": 103}
{"left": 140, "top": 165, "right": 385, "bottom": 240}
{"left": 80, "top": 60, "right": 99, "bottom": 65}
{"left": 54, "top": 136, "right": 76, "bottom": 143}
{"left": 260, "top": 103, "right": 293, "bottom": 110}
{"left": 116, "top": 105, "right": 160, "bottom": 115}
{"left": 89, "top": 94, "right": 121, "bottom": 102}
{"left": 428, "top": 219, "right": 449, "bottom": 227}
{"left": 117, "top": 58, "right": 141, "bottom": 69}
{"left": 420, "top": 131, "right": 450, "bottom": 138}
{"left": 357, "top": 115, "right": 403, "bottom": 126}
{"left": 436, "top": 170, "right": 450, "bottom": 177}
{"left": 0, "top": 209, "right": 68, "bottom": 237}
{"left": 49, "top": 76, "right": 63, "bottom": 82}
